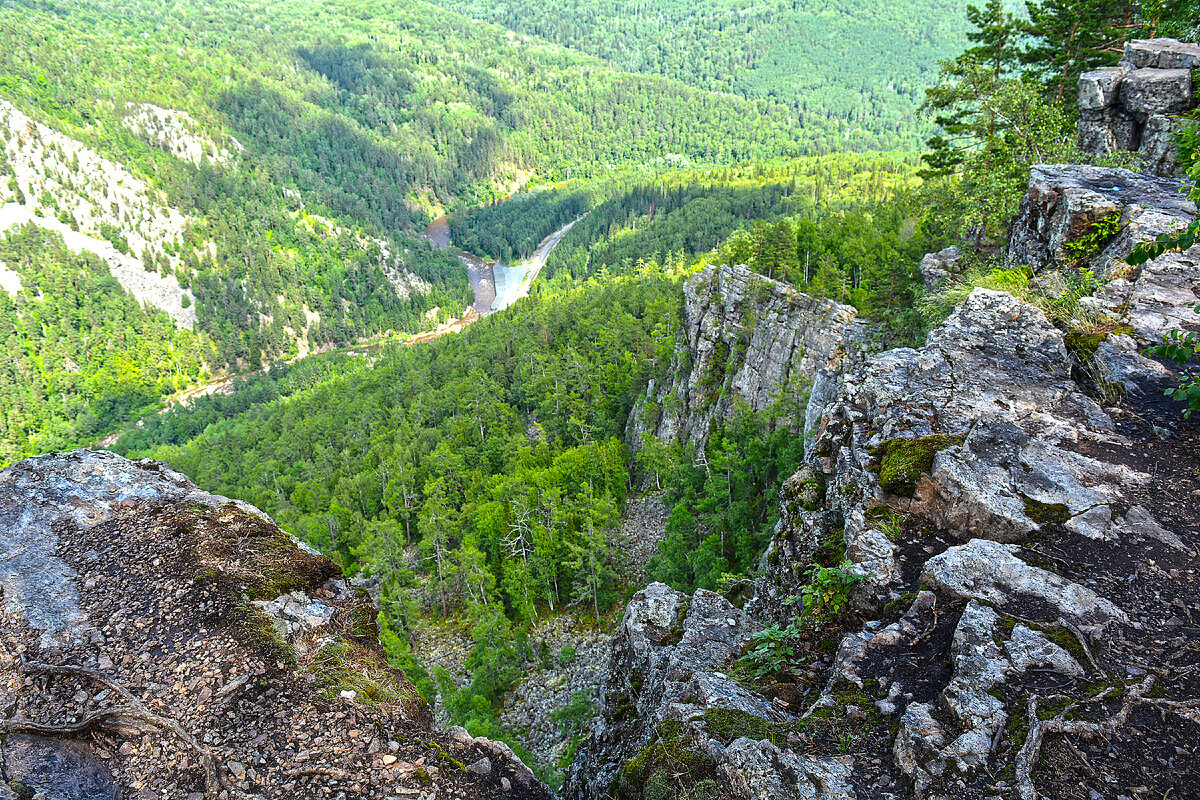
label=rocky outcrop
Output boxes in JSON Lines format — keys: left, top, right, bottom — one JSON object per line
{"left": 1003, "top": 159, "right": 1200, "bottom": 396}
{"left": 1078, "top": 38, "right": 1200, "bottom": 176}
{"left": 626, "top": 263, "right": 860, "bottom": 451}
{"left": 1006, "top": 164, "right": 1196, "bottom": 275}
{"left": 918, "top": 247, "right": 962, "bottom": 291}
{"left": 758, "top": 287, "right": 1156, "bottom": 623}
{"left": 752, "top": 168, "right": 1200, "bottom": 798}
{"left": 572, "top": 163, "right": 1200, "bottom": 800}
{"left": 563, "top": 582, "right": 856, "bottom": 800}
{"left": 0, "top": 450, "right": 549, "bottom": 800}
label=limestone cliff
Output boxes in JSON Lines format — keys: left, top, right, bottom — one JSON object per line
{"left": 626, "top": 263, "right": 860, "bottom": 451}
{"left": 570, "top": 163, "right": 1200, "bottom": 799}
{"left": 0, "top": 450, "right": 550, "bottom": 800}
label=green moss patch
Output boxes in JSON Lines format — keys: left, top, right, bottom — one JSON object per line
{"left": 187, "top": 503, "right": 340, "bottom": 600}
{"left": 615, "top": 720, "right": 718, "bottom": 800}
{"left": 1022, "top": 496, "right": 1070, "bottom": 525}
{"left": 308, "top": 635, "right": 423, "bottom": 711}
{"left": 876, "top": 435, "right": 961, "bottom": 497}
{"left": 703, "top": 707, "right": 790, "bottom": 747}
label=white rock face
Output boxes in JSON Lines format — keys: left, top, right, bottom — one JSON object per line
{"left": 759, "top": 288, "right": 1162, "bottom": 620}
{"left": 0, "top": 101, "right": 196, "bottom": 325}
{"left": 721, "top": 738, "right": 855, "bottom": 800}
{"left": 920, "top": 540, "right": 1128, "bottom": 628}
{"left": 0, "top": 449, "right": 265, "bottom": 650}
{"left": 1005, "top": 164, "right": 1195, "bottom": 275}
{"left": 120, "top": 103, "right": 242, "bottom": 166}
{"left": 0, "top": 259, "right": 21, "bottom": 295}
{"left": 918, "top": 246, "right": 961, "bottom": 290}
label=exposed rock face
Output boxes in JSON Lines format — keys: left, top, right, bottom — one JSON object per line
{"left": 918, "top": 246, "right": 962, "bottom": 290}
{"left": 563, "top": 582, "right": 855, "bottom": 800}
{"left": 1005, "top": 164, "right": 1196, "bottom": 274}
{"left": 758, "top": 287, "right": 1152, "bottom": 622}
{"left": 0, "top": 100, "right": 197, "bottom": 325}
{"left": 1078, "top": 38, "right": 1200, "bottom": 176}
{"left": 577, "top": 160, "right": 1200, "bottom": 800}
{"left": 0, "top": 450, "right": 548, "bottom": 800}
{"left": 894, "top": 600, "right": 1084, "bottom": 795}
{"left": 1087, "top": 241, "right": 1200, "bottom": 347}
{"left": 627, "top": 263, "right": 859, "bottom": 450}
{"left": 120, "top": 103, "right": 242, "bottom": 167}
{"left": 745, "top": 166, "right": 1200, "bottom": 798}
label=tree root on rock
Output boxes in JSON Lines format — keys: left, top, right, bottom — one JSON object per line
{"left": 1015, "top": 676, "right": 1200, "bottom": 800}
{"left": 2, "top": 658, "right": 222, "bottom": 799}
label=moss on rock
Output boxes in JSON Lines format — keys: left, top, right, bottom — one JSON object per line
{"left": 703, "top": 707, "right": 789, "bottom": 747}
{"left": 876, "top": 435, "right": 961, "bottom": 497}
{"left": 1022, "top": 496, "right": 1070, "bottom": 525}
{"left": 615, "top": 720, "right": 716, "bottom": 800}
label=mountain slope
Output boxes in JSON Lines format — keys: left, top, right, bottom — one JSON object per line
{"left": 0, "top": 0, "right": 845, "bottom": 460}
{"left": 425, "top": 0, "right": 974, "bottom": 147}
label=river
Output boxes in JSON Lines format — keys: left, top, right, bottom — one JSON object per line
{"left": 422, "top": 213, "right": 582, "bottom": 316}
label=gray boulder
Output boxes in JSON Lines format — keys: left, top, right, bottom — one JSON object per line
{"left": 919, "top": 246, "right": 962, "bottom": 290}
{"left": 1119, "top": 68, "right": 1194, "bottom": 116}
{"left": 1076, "top": 38, "right": 1199, "bottom": 176}
{"left": 1123, "top": 38, "right": 1200, "bottom": 70}
{"left": 894, "top": 601, "right": 1084, "bottom": 797}
{"left": 920, "top": 539, "right": 1128, "bottom": 629}
{"left": 1006, "top": 164, "right": 1195, "bottom": 275}
{"left": 721, "top": 738, "right": 855, "bottom": 800}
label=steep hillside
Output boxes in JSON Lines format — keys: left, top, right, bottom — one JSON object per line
{"left": 425, "top": 0, "right": 973, "bottom": 148}
{"left": 0, "top": 0, "right": 848, "bottom": 461}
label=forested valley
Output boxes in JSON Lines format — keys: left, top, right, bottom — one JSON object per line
{"left": 2, "top": 0, "right": 1198, "bottom": 789}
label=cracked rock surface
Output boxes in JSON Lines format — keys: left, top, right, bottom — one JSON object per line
{"left": 627, "top": 263, "right": 860, "bottom": 452}
{"left": 573, "top": 155, "right": 1200, "bottom": 800}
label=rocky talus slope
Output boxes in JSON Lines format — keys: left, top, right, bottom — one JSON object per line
{"left": 568, "top": 163, "right": 1200, "bottom": 800}
{"left": 0, "top": 450, "right": 550, "bottom": 800}
{"left": 627, "top": 263, "right": 861, "bottom": 450}
{"left": 0, "top": 100, "right": 197, "bottom": 326}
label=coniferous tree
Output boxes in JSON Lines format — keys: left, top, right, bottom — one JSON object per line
{"left": 1020, "top": 0, "right": 1133, "bottom": 104}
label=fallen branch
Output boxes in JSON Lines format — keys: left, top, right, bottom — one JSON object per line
{"left": 285, "top": 765, "right": 352, "bottom": 780}
{"left": 7, "top": 658, "right": 222, "bottom": 799}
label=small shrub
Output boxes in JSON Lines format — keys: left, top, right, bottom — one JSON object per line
{"left": 1063, "top": 212, "right": 1121, "bottom": 263}
{"left": 738, "top": 622, "right": 807, "bottom": 678}
{"left": 1147, "top": 303, "right": 1200, "bottom": 417}
{"left": 550, "top": 690, "right": 595, "bottom": 736}
{"left": 557, "top": 645, "right": 577, "bottom": 665}
{"left": 802, "top": 561, "right": 865, "bottom": 621}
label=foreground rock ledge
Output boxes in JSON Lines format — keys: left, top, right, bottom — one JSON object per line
{"left": 0, "top": 449, "right": 549, "bottom": 800}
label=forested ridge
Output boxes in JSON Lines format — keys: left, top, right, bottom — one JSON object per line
{"left": 427, "top": 0, "right": 975, "bottom": 147}
{"left": 4, "top": 0, "right": 1199, "bottom": 786}
{"left": 0, "top": 0, "right": 852, "bottom": 460}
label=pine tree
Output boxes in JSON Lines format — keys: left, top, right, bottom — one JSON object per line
{"left": 964, "top": 0, "right": 1022, "bottom": 79}
{"left": 1020, "top": 0, "right": 1134, "bottom": 104}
